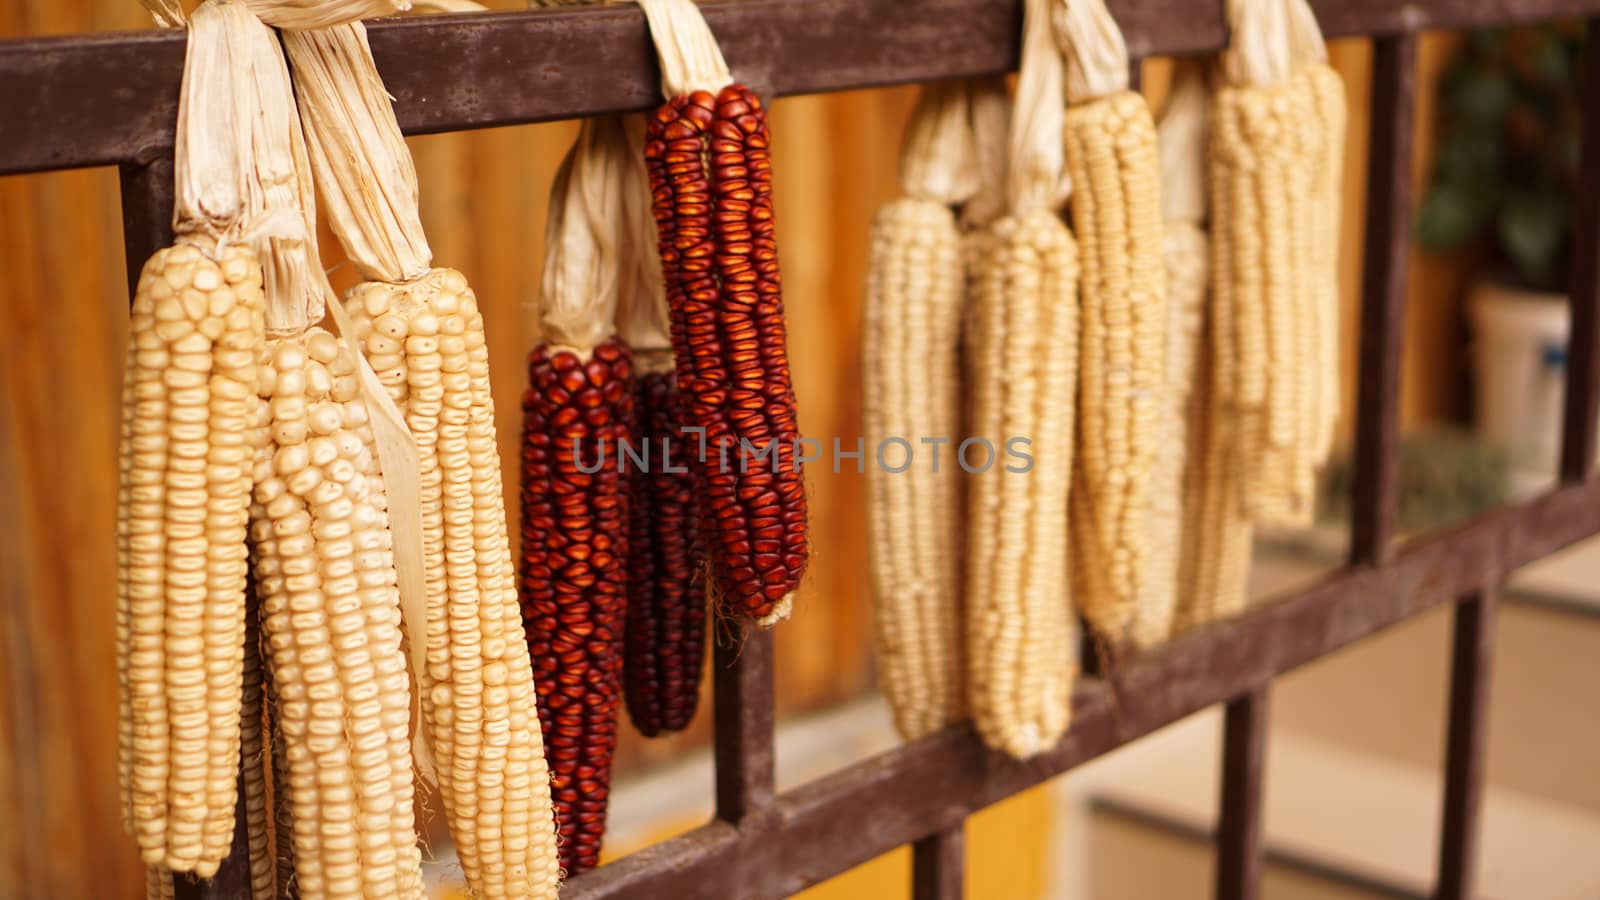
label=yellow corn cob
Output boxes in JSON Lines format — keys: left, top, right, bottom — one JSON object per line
{"left": 1211, "top": 63, "right": 1339, "bottom": 526}
{"left": 249, "top": 327, "right": 424, "bottom": 900}
{"left": 241, "top": 596, "right": 274, "bottom": 900}
{"left": 964, "top": 209, "right": 1080, "bottom": 759}
{"left": 865, "top": 196, "right": 967, "bottom": 741}
{"left": 1063, "top": 89, "right": 1167, "bottom": 643}
{"left": 117, "top": 238, "right": 264, "bottom": 875}
{"left": 344, "top": 269, "right": 562, "bottom": 899}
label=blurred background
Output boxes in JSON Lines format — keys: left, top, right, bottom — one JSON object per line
{"left": 3, "top": 3, "right": 1599, "bottom": 898}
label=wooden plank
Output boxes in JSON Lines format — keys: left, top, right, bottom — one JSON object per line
{"left": 714, "top": 626, "right": 775, "bottom": 825}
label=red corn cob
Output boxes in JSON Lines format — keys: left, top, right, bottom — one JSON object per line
{"left": 644, "top": 84, "right": 809, "bottom": 622}
{"left": 623, "top": 367, "right": 707, "bottom": 736}
{"left": 519, "top": 337, "right": 633, "bottom": 875}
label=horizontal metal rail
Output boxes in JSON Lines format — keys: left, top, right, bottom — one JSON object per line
{"left": 5, "top": 0, "right": 1600, "bottom": 176}
{"left": 564, "top": 477, "right": 1600, "bottom": 897}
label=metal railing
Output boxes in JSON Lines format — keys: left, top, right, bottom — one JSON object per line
{"left": 6, "top": 1, "right": 1600, "bottom": 897}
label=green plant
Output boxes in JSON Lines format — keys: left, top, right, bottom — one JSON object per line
{"left": 1320, "top": 427, "right": 1508, "bottom": 532}
{"left": 1416, "top": 26, "right": 1585, "bottom": 290}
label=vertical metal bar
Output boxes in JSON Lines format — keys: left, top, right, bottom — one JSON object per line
{"left": 1562, "top": 24, "right": 1600, "bottom": 483}
{"left": 119, "top": 157, "right": 176, "bottom": 298}
{"left": 714, "top": 625, "right": 776, "bottom": 825}
{"left": 1350, "top": 33, "right": 1418, "bottom": 568}
{"left": 1435, "top": 592, "right": 1497, "bottom": 900}
{"left": 912, "top": 824, "right": 965, "bottom": 900}
{"left": 1215, "top": 689, "right": 1268, "bottom": 900}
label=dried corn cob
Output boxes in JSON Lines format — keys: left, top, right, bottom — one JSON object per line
{"left": 624, "top": 357, "right": 707, "bottom": 737}
{"left": 521, "top": 338, "right": 633, "bottom": 874}
{"left": 640, "top": 0, "right": 809, "bottom": 624}
{"left": 1209, "top": 0, "right": 1344, "bottom": 526}
{"left": 964, "top": 0, "right": 1079, "bottom": 759}
{"left": 115, "top": 5, "right": 277, "bottom": 867}
{"left": 1057, "top": 0, "right": 1167, "bottom": 646}
{"left": 1130, "top": 63, "right": 1210, "bottom": 651}
{"left": 268, "top": 668, "right": 296, "bottom": 897}
{"left": 286, "top": 23, "right": 562, "bottom": 897}
{"left": 865, "top": 82, "right": 994, "bottom": 741}
{"left": 249, "top": 328, "right": 425, "bottom": 900}
{"left": 520, "top": 115, "right": 641, "bottom": 874}
{"left": 615, "top": 111, "right": 709, "bottom": 739}
{"left": 118, "top": 238, "right": 263, "bottom": 874}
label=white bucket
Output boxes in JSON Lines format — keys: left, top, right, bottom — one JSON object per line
{"left": 1468, "top": 280, "right": 1570, "bottom": 482}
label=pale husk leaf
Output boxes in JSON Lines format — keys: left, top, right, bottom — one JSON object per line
{"left": 638, "top": 0, "right": 732, "bottom": 97}
{"left": 614, "top": 114, "right": 673, "bottom": 354}
{"left": 1006, "top": 0, "right": 1068, "bottom": 216}
{"left": 1054, "top": 0, "right": 1130, "bottom": 102}
{"left": 898, "top": 82, "right": 985, "bottom": 208}
{"left": 960, "top": 78, "right": 1013, "bottom": 230}
{"left": 243, "top": 0, "right": 410, "bottom": 30}
{"left": 282, "top": 22, "right": 433, "bottom": 284}
{"left": 537, "top": 116, "right": 631, "bottom": 352}
{"left": 1223, "top": 0, "right": 1293, "bottom": 87}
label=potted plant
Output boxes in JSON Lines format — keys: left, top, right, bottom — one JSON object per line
{"left": 1417, "top": 24, "right": 1584, "bottom": 492}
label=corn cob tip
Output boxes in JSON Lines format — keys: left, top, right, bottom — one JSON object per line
{"left": 753, "top": 593, "right": 794, "bottom": 629}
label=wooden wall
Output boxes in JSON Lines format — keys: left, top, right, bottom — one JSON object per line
{"left": 0, "top": 5, "right": 1466, "bottom": 897}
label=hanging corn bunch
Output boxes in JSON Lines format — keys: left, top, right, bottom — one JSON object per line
{"left": 1129, "top": 63, "right": 1211, "bottom": 650}
{"left": 116, "top": 1, "right": 267, "bottom": 876}
{"left": 639, "top": 0, "right": 809, "bottom": 625}
{"left": 964, "top": 0, "right": 1079, "bottom": 760}
{"left": 1053, "top": 0, "right": 1168, "bottom": 648}
{"left": 1209, "top": 0, "right": 1347, "bottom": 526}
{"left": 865, "top": 81, "right": 998, "bottom": 741}
{"left": 282, "top": 21, "right": 562, "bottom": 897}
{"left": 518, "top": 116, "right": 638, "bottom": 875}
{"left": 614, "top": 115, "right": 709, "bottom": 739}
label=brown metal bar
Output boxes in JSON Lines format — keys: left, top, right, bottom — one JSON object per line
{"left": 567, "top": 476, "right": 1600, "bottom": 899}
{"left": 1350, "top": 33, "right": 1418, "bottom": 567}
{"left": 1434, "top": 592, "right": 1497, "bottom": 900}
{"left": 912, "top": 823, "right": 965, "bottom": 900}
{"left": 1215, "top": 690, "right": 1268, "bottom": 900}
{"left": 713, "top": 625, "right": 775, "bottom": 825}
{"left": 1562, "top": 25, "right": 1600, "bottom": 482}
{"left": 12, "top": 0, "right": 1600, "bottom": 176}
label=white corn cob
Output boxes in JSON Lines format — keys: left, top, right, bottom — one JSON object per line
{"left": 865, "top": 82, "right": 991, "bottom": 741}
{"left": 249, "top": 327, "right": 424, "bottom": 900}
{"left": 117, "top": 239, "right": 264, "bottom": 875}
{"left": 964, "top": 210, "right": 1080, "bottom": 758}
{"left": 344, "top": 270, "right": 563, "bottom": 899}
